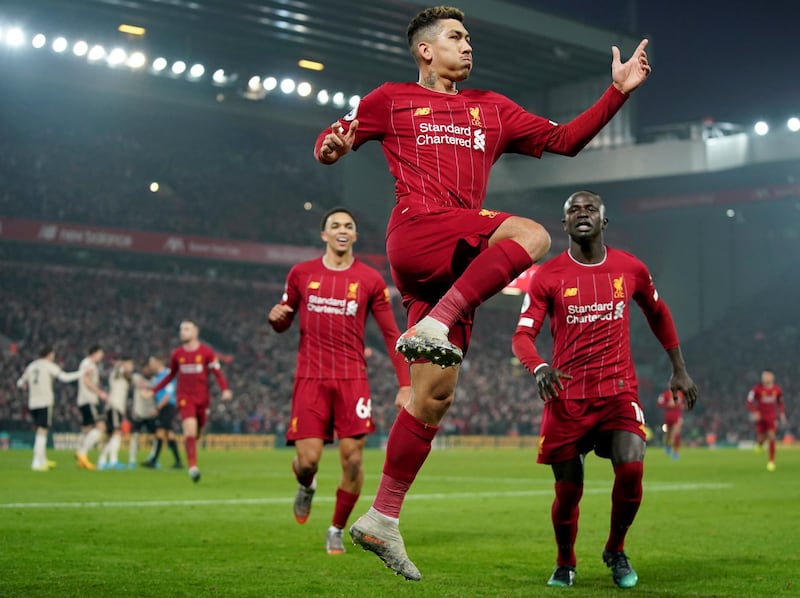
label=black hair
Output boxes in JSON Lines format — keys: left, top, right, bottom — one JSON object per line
{"left": 407, "top": 6, "right": 465, "bottom": 56}
{"left": 320, "top": 207, "right": 357, "bottom": 231}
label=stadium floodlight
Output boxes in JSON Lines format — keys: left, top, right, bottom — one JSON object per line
{"left": 53, "top": 37, "right": 70, "bottom": 54}
{"left": 262, "top": 76, "right": 277, "bottom": 91}
{"left": 247, "top": 75, "right": 261, "bottom": 91}
{"left": 298, "top": 59, "right": 324, "bottom": 71}
{"left": 788, "top": 117, "right": 800, "bottom": 132}
{"left": 118, "top": 24, "right": 146, "bottom": 37}
{"left": 726, "top": 209, "right": 735, "bottom": 218}
{"left": 107, "top": 48, "right": 127, "bottom": 66}
{"left": 303, "top": 201, "right": 313, "bottom": 210}
{"left": 87, "top": 45, "right": 106, "bottom": 61}
{"left": 73, "top": 40, "right": 88, "bottom": 57}
{"left": 150, "top": 182, "right": 160, "bottom": 193}
{"left": 171, "top": 60, "right": 187, "bottom": 75}
{"left": 753, "top": 120, "right": 769, "bottom": 136}
{"left": 280, "top": 78, "right": 296, "bottom": 94}
{"left": 189, "top": 63, "right": 205, "bottom": 78}
{"left": 332, "top": 92, "right": 346, "bottom": 108}
{"left": 127, "top": 51, "right": 146, "bottom": 69}
{"left": 6, "top": 27, "right": 25, "bottom": 47}
{"left": 297, "top": 81, "right": 312, "bottom": 97}
{"left": 316, "top": 89, "right": 330, "bottom": 105}
{"left": 32, "top": 34, "right": 46, "bottom": 49}
{"left": 152, "top": 57, "right": 168, "bottom": 72}
{"left": 348, "top": 95, "right": 361, "bottom": 109}
{"left": 212, "top": 69, "right": 226, "bottom": 84}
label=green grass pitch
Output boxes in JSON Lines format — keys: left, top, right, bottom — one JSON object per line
{"left": 1, "top": 446, "right": 798, "bottom": 597}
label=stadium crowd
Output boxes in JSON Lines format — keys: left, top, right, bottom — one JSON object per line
{"left": 0, "top": 260, "right": 545, "bottom": 439}
{"left": 1, "top": 258, "right": 795, "bottom": 444}
{"left": 0, "top": 88, "right": 388, "bottom": 253}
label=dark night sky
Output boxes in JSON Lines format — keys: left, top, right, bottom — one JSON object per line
{"left": 525, "top": 0, "right": 800, "bottom": 129}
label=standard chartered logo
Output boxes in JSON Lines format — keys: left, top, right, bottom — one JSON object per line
{"left": 307, "top": 294, "right": 357, "bottom": 316}
{"left": 415, "top": 122, "right": 485, "bottom": 153}
{"left": 565, "top": 300, "right": 626, "bottom": 324}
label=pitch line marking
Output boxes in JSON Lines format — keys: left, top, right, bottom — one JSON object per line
{"left": 0, "top": 483, "right": 732, "bottom": 510}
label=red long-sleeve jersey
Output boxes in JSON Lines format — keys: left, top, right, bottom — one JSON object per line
{"left": 747, "top": 384, "right": 785, "bottom": 421}
{"left": 512, "top": 247, "right": 679, "bottom": 399}
{"left": 271, "top": 257, "right": 410, "bottom": 386}
{"left": 152, "top": 343, "right": 228, "bottom": 405}
{"left": 314, "top": 83, "right": 628, "bottom": 226}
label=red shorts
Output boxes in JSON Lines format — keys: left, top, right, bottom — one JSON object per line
{"left": 286, "top": 378, "right": 373, "bottom": 445}
{"left": 537, "top": 394, "right": 647, "bottom": 464}
{"left": 178, "top": 398, "right": 209, "bottom": 430}
{"left": 755, "top": 419, "right": 776, "bottom": 436}
{"left": 386, "top": 204, "right": 512, "bottom": 354}
{"left": 664, "top": 413, "right": 682, "bottom": 427}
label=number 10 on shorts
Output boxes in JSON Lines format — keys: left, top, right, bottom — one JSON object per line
{"left": 356, "top": 397, "right": 372, "bottom": 419}
{"left": 631, "top": 401, "right": 645, "bottom": 424}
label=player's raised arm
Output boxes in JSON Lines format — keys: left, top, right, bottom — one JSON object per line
{"left": 314, "top": 121, "right": 359, "bottom": 165}
{"left": 525, "top": 40, "right": 649, "bottom": 159}
{"left": 611, "top": 39, "right": 651, "bottom": 95}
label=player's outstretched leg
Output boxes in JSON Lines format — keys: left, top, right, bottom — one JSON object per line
{"left": 395, "top": 317, "right": 463, "bottom": 368}
{"left": 349, "top": 507, "right": 421, "bottom": 581}
{"left": 602, "top": 550, "right": 638, "bottom": 589}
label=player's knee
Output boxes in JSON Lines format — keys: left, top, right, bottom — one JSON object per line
{"left": 341, "top": 452, "right": 363, "bottom": 480}
{"left": 296, "top": 455, "right": 319, "bottom": 474}
{"left": 518, "top": 220, "right": 551, "bottom": 262}
{"left": 613, "top": 462, "right": 644, "bottom": 495}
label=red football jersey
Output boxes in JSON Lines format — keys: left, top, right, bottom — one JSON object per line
{"left": 273, "top": 258, "right": 410, "bottom": 384}
{"left": 317, "top": 82, "right": 627, "bottom": 226}
{"left": 657, "top": 389, "right": 684, "bottom": 419}
{"left": 152, "top": 343, "right": 228, "bottom": 404}
{"left": 512, "top": 247, "right": 680, "bottom": 400}
{"left": 747, "top": 384, "right": 784, "bottom": 421}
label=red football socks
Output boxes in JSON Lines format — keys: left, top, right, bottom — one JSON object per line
{"left": 429, "top": 239, "right": 532, "bottom": 327}
{"left": 332, "top": 487, "right": 360, "bottom": 529}
{"left": 185, "top": 436, "right": 197, "bottom": 468}
{"left": 373, "top": 408, "right": 439, "bottom": 518}
{"left": 552, "top": 481, "right": 584, "bottom": 567}
{"left": 768, "top": 439, "right": 776, "bottom": 462}
{"left": 606, "top": 461, "right": 644, "bottom": 553}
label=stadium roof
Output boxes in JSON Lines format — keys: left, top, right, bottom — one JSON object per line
{"left": 3, "top": 0, "right": 641, "bottom": 99}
